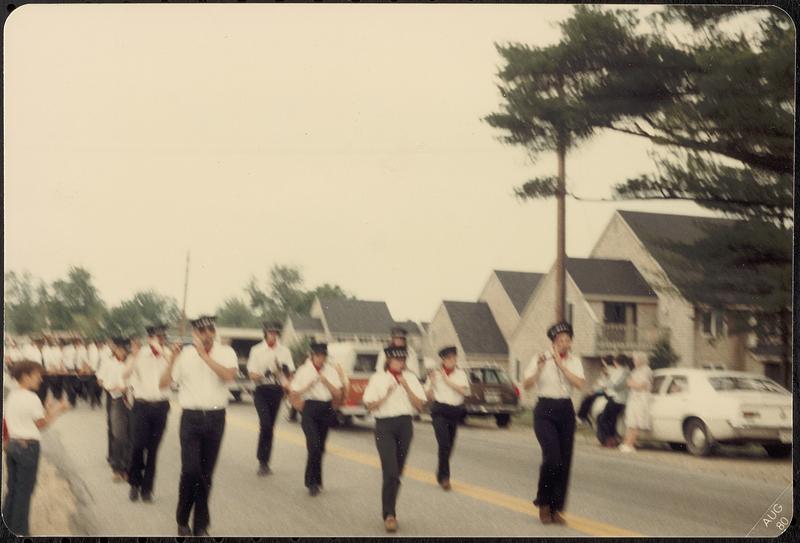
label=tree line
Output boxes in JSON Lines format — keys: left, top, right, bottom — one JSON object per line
{"left": 4, "top": 265, "right": 352, "bottom": 338}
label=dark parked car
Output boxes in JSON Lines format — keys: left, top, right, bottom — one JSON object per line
{"left": 462, "top": 365, "right": 521, "bottom": 427}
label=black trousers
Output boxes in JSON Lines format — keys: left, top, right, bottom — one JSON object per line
{"left": 49, "top": 375, "right": 64, "bottom": 400}
{"left": 128, "top": 399, "right": 170, "bottom": 494}
{"left": 300, "top": 400, "right": 334, "bottom": 488}
{"left": 253, "top": 384, "right": 283, "bottom": 466}
{"left": 431, "top": 402, "right": 464, "bottom": 483}
{"left": 597, "top": 399, "right": 625, "bottom": 443}
{"left": 105, "top": 391, "right": 113, "bottom": 464}
{"left": 85, "top": 376, "right": 102, "bottom": 407}
{"left": 577, "top": 391, "right": 606, "bottom": 421}
{"left": 533, "top": 398, "right": 576, "bottom": 513}
{"left": 176, "top": 409, "right": 226, "bottom": 532}
{"left": 36, "top": 375, "right": 49, "bottom": 403}
{"left": 374, "top": 415, "right": 413, "bottom": 520}
{"left": 64, "top": 375, "right": 79, "bottom": 406}
{"left": 110, "top": 398, "right": 132, "bottom": 473}
{"left": 2, "top": 440, "right": 40, "bottom": 536}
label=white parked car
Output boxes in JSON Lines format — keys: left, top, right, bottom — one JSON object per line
{"left": 590, "top": 368, "right": 792, "bottom": 457}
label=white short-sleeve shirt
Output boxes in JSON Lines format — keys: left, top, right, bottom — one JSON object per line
{"left": 42, "top": 345, "right": 63, "bottom": 372}
{"left": 426, "top": 367, "right": 470, "bottom": 406}
{"left": 246, "top": 340, "right": 293, "bottom": 381}
{"left": 362, "top": 370, "right": 426, "bottom": 418}
{"left": 102, "top": 359, "right": 128, "bottom": 399}
{"left": 290, "top": 360, "right": 343, "bottom": 401}
{"left": 130, "top": 344, "right": 172, "bottom": 401}
{"left": 172, "top": 342, "right": 238, "bottom": 409}
{"left": 5, "top": 388, "right": 45, "bottom": 440}
{"left": 61, "top": 345, "right": 76, "bottom": 370}
{"left": 524, "top": 352, "right": 585, "bottom": 399}
{"left": 20, "top": 344, "right": 41, "bottom": 365}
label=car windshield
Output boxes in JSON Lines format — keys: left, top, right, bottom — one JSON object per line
{"left": 708, "top": 376, "right": 787, "bottom": 393}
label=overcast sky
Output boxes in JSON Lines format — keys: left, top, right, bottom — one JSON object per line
{"left": 5, "top": 4, "right": 723, "bottom": 323}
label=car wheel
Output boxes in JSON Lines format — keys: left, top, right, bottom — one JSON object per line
{"left": 763, "top": 444, "right": 792, "bottom": 458}
{"left": 495, "top": 414, "right": 511, "bottom": 428}
{"left": 668, "top": 442, "right": 687, "bottom": 452}
{"left": 336, "top": 414, "right": 353, "bottom": 427}
{"left": 684, "top": 419, "right": 714, "bottom": 456}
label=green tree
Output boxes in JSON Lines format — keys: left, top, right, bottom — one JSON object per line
{"left": 246, "top": 264, "right": 353, "bottom": 323}
{"left": 103, "top": 302, "right": 145, "bottom": 338}
{"left": 289, "top": 336, "right": 312, "bottom": 368}
{"left": 216, "top": 297, "right": 261, "bottom": 328}
{"left": 4, "top": 271, "right": 47, "bottom": 335}
{"left": 650, "top": 337, "right": 680, "bottom": 371}
{"left": 48, "top": 267, "right": 107, "bottom": 336}
{"left": 129, "top": 290, "right": 181, "bottom": 327}
{"left": 483, "top": 6, "right": 674, "bottom": 319}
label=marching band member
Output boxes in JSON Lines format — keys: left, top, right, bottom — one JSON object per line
{"left": 362, "top": 345, "right": 426, "bottom": 533}
{"left": 42, "top": 338, "right": 65, "bottom": 402}
{"left": 522, "top": 321, "right": 585, "bottom": 525}
{"left": 375, "top": 327, "right": 421, "bottom": 379}
{"left": 161, "top": 315, "right": 237, "bottom": 537}
{"left": 425, "top": 345, "right": 469, "bottom": 491}
{"left": 103, "top": 337, "right": 133, "bottom": 482}
{"left": 246, "top": 321, "right": 293, "bottom": 476}
{"left": 288, "top": 341, "right": 344, "bottom": 496}
{"left": 61, "top": 339, "right": 78, "bottom": 407}
{"left": 86, "top": 338, "right": 103, "bottom": 408}
{"left": 125, "top": 324, "right": 172, "bottom": 503}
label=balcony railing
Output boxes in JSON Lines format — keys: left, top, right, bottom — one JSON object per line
{"left": 594, "top": 324, "right": 670, "bottom": 353}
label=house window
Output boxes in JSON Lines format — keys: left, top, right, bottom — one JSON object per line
{"left": 701, "top": 309, "right": 726, "bottom": 338}
{"left": 603, "top": 303, "right": 627, "bottom": 324}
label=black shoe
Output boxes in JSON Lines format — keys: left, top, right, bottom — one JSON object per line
{"left": 129, "top": 486, "right": 140, "bottom": 502}
{"left": 193, "top": 528, "right": 209, "bottom": 537}
{"left": 141, "top": 491, "right": 152, "bottom": 503}
{"left": 258, "top": 464, "right": 272, "bottom": 476}
{"left": 309, "top": 485, "right": 320, "bottom": 497}
{"left": 177, "top": 525, "right": 191, "bottom": 537}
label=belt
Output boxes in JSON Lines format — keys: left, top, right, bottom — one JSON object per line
{"left": 183, "top": 408, "right": 226, "bottom": 414}
{"left": 134, "top": 398, "right": 170, "bottom": 404}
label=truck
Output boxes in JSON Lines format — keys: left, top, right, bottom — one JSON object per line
{"left": 216, "top": 327, "right": 263, "bottom": 402}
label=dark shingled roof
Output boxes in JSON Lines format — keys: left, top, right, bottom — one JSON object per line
{"left": 393, "top": 320, "right": 422, "bottom": 336}
{"left": 318, "top": 298, "right": 396, "bottom": 335}
{"left": 493, "top": 270, "right": 544, "bottom": 314}
{"left": 566, "top": 258, "right": 656, "bottom": 298}
{"left": 443, "top": 301, "right": 508, "bottom": 356}
{"left": 618, "top": 210, "right": 747, "bottom": 304}
{"left": 288, "top": 314, "right": 324, "bottom": 333}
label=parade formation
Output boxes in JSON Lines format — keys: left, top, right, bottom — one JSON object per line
{"left": 3, "top": 316, "right": 592, "bottom": 536}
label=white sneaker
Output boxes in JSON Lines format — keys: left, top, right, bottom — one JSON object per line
{"left": 618, "top": 444, "right": 636, "bottom": 453}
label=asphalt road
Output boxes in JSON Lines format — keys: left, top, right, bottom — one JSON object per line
{"left": 41, "top": 397, "right": 792, "bottom": 537}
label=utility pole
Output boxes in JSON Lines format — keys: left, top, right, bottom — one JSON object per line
{"left": 554, "top": 78, "right": 567, "bottom": 322}
{"left": 179, "top": 251, "right": 190, "bottom": 336}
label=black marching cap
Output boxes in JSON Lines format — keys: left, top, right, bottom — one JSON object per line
{"left": 546, "top": 321, "right": 574, "bottom": 341}
{"left": 190, "top": 315, "right": 217, "bottom": 329}
{"left": 389, "top": 326, "right": 408, "bottom": 338}
{"left": 438, "top": 345, "right": 457, "bottom": 359}
{"left": 384, "top": 346, "right": 408, "bottom": 359}
{"left": 309, "top": 341, "right": 328, "bottom": 355}
{"left": 145, "top": 323, "right": 168, "bottom": 336}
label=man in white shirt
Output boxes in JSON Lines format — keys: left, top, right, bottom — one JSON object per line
{"left": 75, "top": 338, "right": 92, "bottom": 406}
{"left": 162, "top": 315, "right": 237, "bottom": 537}
{"left": 86, "top": 338, "right": 103, "bottom": 408}
{"left": 288, "top": 341, "right": 344, "bottom": 496}
{"left": 246, "top": 321, "right": 293, "bottom": 476}
{"left": 103, "top": 337, "right": 133, "bottom": 482}
{"left": 125, "top": 323, "right": 173, "bottom": 503}
{"left": 61, "top": 339, "right": 78, "bottom": 406}
{"left": 596, "top": 355, "right": 629, "bottom": 448}
{"left": 362, "top": 346, "right": 427, "bottom": 533}
{"left": 42, "top": 337, "right": 65, "bottom": 402}
{"left": 425, "top": 345, "right": 470, "bottom": 491}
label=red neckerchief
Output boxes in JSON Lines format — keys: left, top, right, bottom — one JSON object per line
{"left": 150, "top": 345, "right": 161, "bottom": 357}
{"left": 442, "top": 366, "right": 455, "bottom": 376}
{"left": 388, "top": 368, "right": 402, "bottom": 383}
{"left": 266, "top": 340, "right": 276, "bottom": 349}
{"left": 313, "top": 362, "right": 323, "bottom": 374}
{"left": 559, "top": 352, "right": 568, "bottom": 360}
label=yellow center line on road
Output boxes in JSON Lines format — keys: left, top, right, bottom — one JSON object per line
{"left": 226, "top": 414, "right": 642, "bottom": 537}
